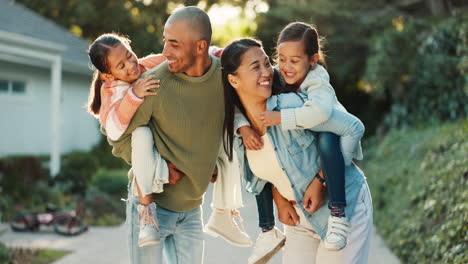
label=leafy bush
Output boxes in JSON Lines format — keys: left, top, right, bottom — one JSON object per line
{"left": 363, "top": 119, "right": 467, "bottom": 263}
{"left": 364, "top": 14, "right": 468, "bottom": 129}
{"left": 55, "top": 152, "right": 99, "bottom": 195}
{"left": 0, "top": 242, "right": 12, "bottom": 263}
{"left": 84, "top": 186, "right": 125, "bottom": 226}
{"left": 0, "top": 156, "right": 49, "bottom": 201}
{"left": 92, "top": 169, "right": 128, "bottom": 198}
{"left": 89, "top": 135, "right": 129, "bottom": 170}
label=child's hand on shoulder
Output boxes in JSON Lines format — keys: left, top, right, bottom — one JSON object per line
{"left": 238, "top": 126, "right": 263, "bottom": 150}
{"left": 132, "top": 75, "right": 160, "bottom": 99}
{"left": 260, "top": 111, "right": 281, "bottom": 127}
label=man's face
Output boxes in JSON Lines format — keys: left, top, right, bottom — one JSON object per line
{"left": 162, "top": 21, "right": 198, "bottom": 75}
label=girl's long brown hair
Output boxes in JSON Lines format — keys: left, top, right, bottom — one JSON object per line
{"left": 87, "top": 33, "right": 131, "bottom": 117}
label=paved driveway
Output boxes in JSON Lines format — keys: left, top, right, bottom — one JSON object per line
{"left": 1, "top": 185, "right": 400, "bottom": 264}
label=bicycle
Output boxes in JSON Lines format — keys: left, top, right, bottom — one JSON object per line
{"left": 10, "top": 200, "right": 88, "bottom": 236}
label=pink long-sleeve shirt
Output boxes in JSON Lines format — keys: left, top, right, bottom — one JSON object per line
{"left": 99, "top": 54, "right": 166, "bottom": 141}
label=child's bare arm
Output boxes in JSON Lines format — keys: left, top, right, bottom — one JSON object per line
{"left": 234, "top": 106, "right": 264, "bottom": 150}
{"left": 259, "top": 110, "right": 281, "bottom": 128}
{"left": 238, "top": 126, "right": 263, "bottom": 150}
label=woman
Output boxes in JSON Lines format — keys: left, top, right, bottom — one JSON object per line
{"left": 221, "top": 38, "right": 373, "bottom": 263}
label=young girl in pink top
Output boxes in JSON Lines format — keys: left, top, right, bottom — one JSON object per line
{"left": 87, "top": 33, "right": 165, "bottom": 247}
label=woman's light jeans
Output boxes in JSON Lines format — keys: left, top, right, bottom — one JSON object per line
{"left": 126, "top": 184, "right": 204, "bottom": 264}
{"left": 283, "top": 184, "right": 373, "bottom": 264}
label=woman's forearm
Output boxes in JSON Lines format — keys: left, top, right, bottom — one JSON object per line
{"left": 272, "top": 184, "right": 290, "bottom": 208}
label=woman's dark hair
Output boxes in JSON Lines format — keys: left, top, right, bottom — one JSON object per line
{"left": 86, "top": 33, "right": 131, "bottom": 117}
{"left": 221, "top": 38, "right": 263, "bottom": 161}
{"left": 277, "top": 22, "right": 327, "bottom": 69}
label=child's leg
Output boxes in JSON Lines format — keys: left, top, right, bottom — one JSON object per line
{"left": 131, "top": 126, "right": 160, "bottom": 247}
{"left": 131, "top": 126, "right": 158, "bottom": 203}
{"left": 317, "top": 132, "right": 347, "bottom": 212}
{"left": 249, "top": 182, "right": 285, "bottom": 264}
{"left": 318, "top": 132, "right": 351, "bottom": 251}
{"left": 255, "top": 182, "right": 275, "bottom": 230}
{"left": 211, "top": 146, "right": 243, "bottom": 210}
{"left": 205, "top": 146, "right": 251, "bottom": 247}
{"left": 135, "top": 178, "right": 152, "bottom": 206}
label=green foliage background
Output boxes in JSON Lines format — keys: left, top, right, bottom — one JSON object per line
{"left": 363, "top": 119, "right": 467, "bottom": 263}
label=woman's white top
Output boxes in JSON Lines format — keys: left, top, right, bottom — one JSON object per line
{"left": 246, "top": 134, "right": 296, "bottom": 201}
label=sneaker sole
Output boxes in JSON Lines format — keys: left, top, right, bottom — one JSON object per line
{"left": 252, "top": 237, "right": 286, "bottom": 264}
{"left": 205, "top": 226, "right": 253, "bottom": 247}
{"left": 138, "top": 239, "right": 161, "bottom": 247}
{"left": 323, "top": 241, "right": 346, "bottom": 251}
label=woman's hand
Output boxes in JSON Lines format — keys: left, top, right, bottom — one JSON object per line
{"left": 303, "top": 170, "right": 327, "bottom": 213}
{"left": 238, "top": 126, "right": 263, "bottom": 150}
{"left": 260, "top": 111, "right": 281, "bottom": 127}
{"left": 277, "top": 201, "right": 300, "bottom": 226}
{"left": 132, "top": 75, "right": 160, "bottom": 98}
{"left": 272, "top": 185, "right": 299, "bottom": 226}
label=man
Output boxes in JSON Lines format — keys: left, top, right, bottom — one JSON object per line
{"left": 109, "top": 6, "right": 224, "bottom": 263}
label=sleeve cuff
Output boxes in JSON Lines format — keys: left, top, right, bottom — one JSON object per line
{"left": 281, "top": 108, "right": 297, "bottom": 130}
{"left": 128, "top": 87, "right": 144, "bottom": 103}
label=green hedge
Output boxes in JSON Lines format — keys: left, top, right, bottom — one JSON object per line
{"left": 363, "top": 119, "right": 467, "bottom": 263}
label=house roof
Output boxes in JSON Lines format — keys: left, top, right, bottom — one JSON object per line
{"left": 0, "top": 0, "right": 91, "bottom": 74}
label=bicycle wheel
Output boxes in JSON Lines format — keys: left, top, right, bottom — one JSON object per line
{"left": 53, "top": 216, "right": 88, "bottom": 236}
{"left": 10, "top": 214, "right": 38, "bottom": 231}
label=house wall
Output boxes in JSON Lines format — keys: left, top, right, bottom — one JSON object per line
{"left": 0, "top": 60, "right": 100, "bottom": 157}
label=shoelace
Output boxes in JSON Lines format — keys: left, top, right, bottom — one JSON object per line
{"left": 231, "top": 209, "right": 247, "bottom": 234}
{"left": 139, "top": 206, "right": 160, "bottom": 232}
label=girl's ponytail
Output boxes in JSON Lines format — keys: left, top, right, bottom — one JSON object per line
{"left": 87, "top": 70, "right": 103, "bottom": 116}
{"left": 303, "top": 26, "right": 327, "bottom": 69}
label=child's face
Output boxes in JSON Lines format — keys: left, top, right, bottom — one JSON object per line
{"left": 277, "top": 40, "right": 315, "bottom": 86}
{"left": 104, "top": 43, "right": 140, "bottom": 83}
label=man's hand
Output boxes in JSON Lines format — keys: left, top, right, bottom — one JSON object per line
{"left": 211, "top": 166, "right": 218, "bottom": 183}
{"left": 238, "top": 126, "right": 263, "bottom": 150}
{"left": 259, "top": 111, "right": 281, "bottom": 127}
{"left": 302, "top": 171, "right": 327, "bottom": 213}
{"left": 167, "top": 161, "right": 184, "bottom": 184}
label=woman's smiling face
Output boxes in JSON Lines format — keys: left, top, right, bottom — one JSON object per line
{"left": 229, "top": 46, "right": 274, "bottom": 102}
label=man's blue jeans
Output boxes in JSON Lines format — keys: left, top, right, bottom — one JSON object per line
{"left": 126, "top": 184, "right": 204, "bottom": 264}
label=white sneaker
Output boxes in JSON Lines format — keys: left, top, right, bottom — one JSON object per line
{"left": 205, "top": 209, "right": 253, "bottom": 247}
{"left": 323, "top": 215, "right": 351, "bottom": 251}
{"left": 248, "top": 227, "right": 286, "bottom": 264}
{"left": 137, "top": 202, "right": 160, "bottom": 247}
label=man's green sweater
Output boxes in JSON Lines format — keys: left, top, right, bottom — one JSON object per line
{"left": 108, "top": 55, "right": 225, "bottom": 212}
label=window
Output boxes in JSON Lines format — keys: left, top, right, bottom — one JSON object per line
{"left": 0, "top": 79, "right": 27, "bottom": 95}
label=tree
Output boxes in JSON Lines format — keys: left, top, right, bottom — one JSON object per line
{"left": 15, "top": 0, "right": 250, "bottom": 56}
